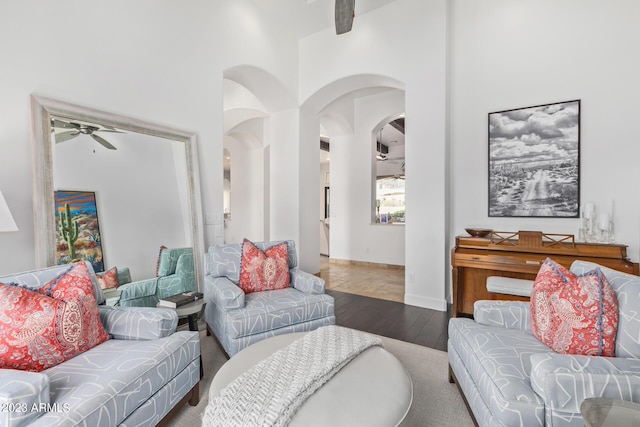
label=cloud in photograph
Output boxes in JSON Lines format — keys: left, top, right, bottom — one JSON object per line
{"left": 489, "top": 100, "right": 579, "bottom": 165}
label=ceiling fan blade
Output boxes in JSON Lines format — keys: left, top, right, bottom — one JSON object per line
{"left": 51, "top": 118, "right": 80, "bottom": 130}
{"left": 335, "top": 0, "right": 355, "bottom": 35}
{"left": 54, "top": 130, "right": 80, "bottom": 143}
{"left": 91, "top": 134, "right": 117, "bottom": 150}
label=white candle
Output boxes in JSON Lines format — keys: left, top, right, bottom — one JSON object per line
{"left": 599, "top": 213, "right": 609, "bottom": 230}
{"left": 585, "top": 202, "right": 594, "bottom": 219}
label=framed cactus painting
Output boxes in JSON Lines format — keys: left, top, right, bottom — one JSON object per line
{"left": 54, "top": 190, "right": 104, "bottom": 272}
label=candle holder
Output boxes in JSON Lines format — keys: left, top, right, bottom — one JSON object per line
{"left": 579, "top": 202, "right": 615, "bottom": 244}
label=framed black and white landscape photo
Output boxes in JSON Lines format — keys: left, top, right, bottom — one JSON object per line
{"left": 488, "top": 100, "right": 580, "bottom": 217}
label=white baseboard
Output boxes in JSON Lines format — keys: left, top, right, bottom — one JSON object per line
{"left": 404, "top": 293, "right": 447, "bottom": 311}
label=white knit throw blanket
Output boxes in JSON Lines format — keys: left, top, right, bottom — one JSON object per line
{"left": 203, "top": 325, "right": 383, "bottom": 427}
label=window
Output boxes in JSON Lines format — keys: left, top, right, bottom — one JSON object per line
{"left": 374, "top": 116, "right": 405, "bottom": 224}
{"left": 376, "top": 176, "right": 405, "bottom": 223}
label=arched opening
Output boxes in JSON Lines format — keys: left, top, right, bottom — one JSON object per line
{"left": 222, "top": 65, "right": 296, "bottom": 244}
{"left": 300, "top": 75, "right": 406, "bottom": 300}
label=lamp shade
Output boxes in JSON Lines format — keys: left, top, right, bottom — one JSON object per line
{"left": 0, "top": 190, "right": 18, "bottom": 232}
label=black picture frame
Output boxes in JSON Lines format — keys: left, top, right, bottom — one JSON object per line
{"left": 488, "top": 100, "right": 580, "bottom": 218}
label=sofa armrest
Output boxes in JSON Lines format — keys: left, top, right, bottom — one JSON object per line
{"left": 98, "top": 306, "right": 178, "bottom": 340}
{"left": 117, "top": 277, "right": 159, "bottom": 307}
{"left": 0, "top": 369, "right": 49, "bottom": 427}
{"left": 205, "top": 275, "right": 245, "bottom": 310}
{"left": 290, "top": 268, "right": 325, "bottom": 294}
{"left": 473, "top": 300, "right": 531, "bottom": 330}
{"left": 530, "top": 352, "right": 640, "bottom": 415}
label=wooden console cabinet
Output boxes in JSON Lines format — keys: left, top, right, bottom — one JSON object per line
{"left": 451, "top": 231, "right": 639, "bottom": 317}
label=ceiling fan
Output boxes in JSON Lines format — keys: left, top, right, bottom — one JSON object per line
{"left": 51, "top": 118, "right": 123, "bottom": 150}
{"left": 335, "top": 0, "right": 355, "bottom": 35}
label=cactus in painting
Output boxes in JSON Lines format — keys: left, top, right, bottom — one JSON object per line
{"left": 58, "top": 202, "right": 79, "bottom": 259}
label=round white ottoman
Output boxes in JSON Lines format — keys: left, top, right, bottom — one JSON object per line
{"left": 210, "top": 332, "right": 413, "bottom": 426}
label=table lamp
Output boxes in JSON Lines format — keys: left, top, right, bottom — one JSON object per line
{"left": 0, "top": 189, "right": 18, "bottom": 232}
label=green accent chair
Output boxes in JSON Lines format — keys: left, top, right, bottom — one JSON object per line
{"left": 118, "top": 247, "right": 196, "bottom": 307}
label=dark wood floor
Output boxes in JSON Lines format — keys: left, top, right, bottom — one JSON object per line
{"left": 326, "top": 289, "right": 452, "bottom": 352}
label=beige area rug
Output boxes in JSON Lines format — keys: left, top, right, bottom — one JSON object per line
{"left": 168, "top": 329, "right": 474, "bottom": 427}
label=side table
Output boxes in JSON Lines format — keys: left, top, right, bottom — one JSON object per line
{"left": 102, "top": 287, "right": 121, "bottom": 306}
{"left": 173, "top": 299, "right": 206, "bottom": 332}
{"left": 581, "top": 397, "right": 640, "bottom": 426}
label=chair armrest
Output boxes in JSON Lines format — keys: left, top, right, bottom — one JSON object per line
{"left": 473, "top": 300, "right": 531, "bottom": 330}
{"left": 156, "top": 275, "right": 190, "bottom": 299}
{"left": 117, "top": 278, "right": 159, "bottom": 307}
{"left": 0, "top": 369, "right": 49, "bottom": 427}
{"left": 530, "top": 352, "right": 640, "bottom": 415}
{"left": 290, "top": 268, "right": 325, "bottom": 294}
{"left": 204, "top": 276, "right": 245, "bottom": 310}
{"left": 98, "top": 306, "right": 178, "bottom": 340}
{"left": 117, "top": 266, "right": 131, "bottom": 285}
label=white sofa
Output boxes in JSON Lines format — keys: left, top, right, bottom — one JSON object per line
{"left": 0, "top": 263, "right": 200, "bottom": 427}
{"left": 448, "top": 260, "right": 640, "bottom": 426}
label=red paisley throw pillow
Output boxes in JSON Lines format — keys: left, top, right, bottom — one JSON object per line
{"left": 530, "top": 258, "right": 618, "bottom": 357}
{"left": 239, "top": 239, "right": 290, "bottom": 294}
{"left": 97, "top": 266, "right": 119, "bottom": 289}
{"left": 0, "top": 262, "right": 110, "bottom": 372}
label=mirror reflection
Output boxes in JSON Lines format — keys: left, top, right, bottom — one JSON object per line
{"left": 223, "top": 148, "right": 231, "bottom": 221}
{"left": 51, "top": 116, "right": 191, "bottom": 279}
{"left": 31, "top": 95, "right": 204, "bottom": 298}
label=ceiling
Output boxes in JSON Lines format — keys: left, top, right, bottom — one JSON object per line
{"left": 379, "top": 117, "right": 404, "bottom": 149}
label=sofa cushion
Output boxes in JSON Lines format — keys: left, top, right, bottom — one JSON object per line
{"left": 571, "top": 261, "right": 640, "bottom": 359}
{"left": 224, "top": 288, "right": 334, "bottom": 339}
{"left": 239, "top": 239, "right": 290, "bottom": 294}
{"left": 0, "top": 263, "right": 110, "bottom": 372}
{"left": 531, "top": 258, "right": 618, "bottom": 356}
{"left": 97, "top": 266, "right": 119, "bottom": 289}
{"left": 448, "top": 317, "right": 546, "bottom": 426}
{"left": 33, "top": 330, "right": 200, "bottom": 426}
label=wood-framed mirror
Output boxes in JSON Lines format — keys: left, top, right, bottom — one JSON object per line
{"left": 30, "top": 95, "right": 205, "bottom": 292}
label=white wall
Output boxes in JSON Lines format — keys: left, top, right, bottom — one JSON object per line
{"left": 0, "top": 0, "right": 224, "bottom": 275}
{"left": 269, "top": 109, "right": 301, "bottom": 245}
{"left": 54, "top": 133, "right": 189, "bottom": 280}
{"left": 0, "top": 0, "right": 300, "bottom": 275}
{"left": 223, "top": 133, "right": 264, "bottom": 244}
{"left": 450, "top": 1, "right": 640, "bottom": 300}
